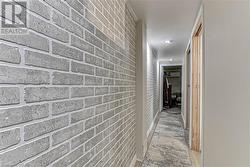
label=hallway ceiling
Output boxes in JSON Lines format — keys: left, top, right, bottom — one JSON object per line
{"left": 129, "top": 0, "right": 201, "bottom": 60}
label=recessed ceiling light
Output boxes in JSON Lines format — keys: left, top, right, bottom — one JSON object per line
{"left": 165, "top": 40, "right": 173, "bottom": 44}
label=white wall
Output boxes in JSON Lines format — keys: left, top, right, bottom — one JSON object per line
{"left": 145, "top": 44, "right": 160, "bottom": 137}
{"left": 203, "top": 1, "right": 250, "bottom": 166}
{"left": 158, "top": 56, "right": 183, "bottom": 65}
{"left": 136, "top": 21, "right": 161, "bottom": 161}
{"left": 182, "top": 50, "right": 189, "bottom": 129}
{"left": 135, "top": 20, "right": 147, "bottom": 161}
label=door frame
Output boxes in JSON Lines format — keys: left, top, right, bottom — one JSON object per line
{"left": 189, "top": 6, "right": 204, "bottom": 156}
{"left": 191, "top": 21, "right": 203, "bottom": 152}
{"left": 159, "top": 62, "right": 182, "bottom": 112}
{"left": 183, "top": 44, "right": 191, "bottom": 130}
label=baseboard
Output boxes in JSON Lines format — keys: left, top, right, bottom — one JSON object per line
{"left": 181, "top": 111, "right": 186, "bottom": 129}
{"left": 146, "top": 121, "right": 154, "bottom": 138}
{"left": 137, "top": 110, "right": 161, "bottom": 163}
{"left": 146, "top": 109, "right": 160, "bottom": 137}
{"left": 129, "top": 154, "right": 137, "bottom": 167}
{"left": 143, "top": 109, "right": 161, "bottom": 156}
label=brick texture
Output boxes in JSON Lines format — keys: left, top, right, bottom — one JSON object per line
{"left": 145, "top": 48, "right": 160, "bottom": 134}
{"left": 0, "top": 0, "right": 136, "bottom": 167}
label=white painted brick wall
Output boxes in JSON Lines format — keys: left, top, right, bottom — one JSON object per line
{"left": 0, "top": 0, "right": 136, "bottom": 166}
{"left": 146, "top": 47, "right": 159, "bottom": 134}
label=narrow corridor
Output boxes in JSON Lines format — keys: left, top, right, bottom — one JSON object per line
{"left": 136, "top": 108, "right": 192, "bottom": 167}
{"left": 0, "top": 0, "right": 248, "bottom": 166}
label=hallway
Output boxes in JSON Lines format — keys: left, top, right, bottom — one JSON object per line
{"left": 136, "top": 108, "right": 192, "bottom": 167}
{"left": 0, "top": 0, "right": 249, "bottom": 166}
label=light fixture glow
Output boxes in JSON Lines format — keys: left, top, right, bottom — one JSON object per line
{"left": 165, "top": 40, "right": 173, "bottom": 44}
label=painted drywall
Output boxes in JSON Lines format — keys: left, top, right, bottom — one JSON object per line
{"left": 182, "top": 50, "right": 189, "bottom": 129}
{"left": 135, "top": 20, "right": 147, "bottom": 161}
{"left": 203, "top": 1, "right": 250, "bottom": 166}
{"left": 135, "top": 20, "right": 161, "bottom": 161}
{"left": 158, "top": 56, "right": 184, "bottom": 65}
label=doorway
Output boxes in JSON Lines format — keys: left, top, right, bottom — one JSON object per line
{"left": 162, "top": 66, "right": 182, "bottom": 110}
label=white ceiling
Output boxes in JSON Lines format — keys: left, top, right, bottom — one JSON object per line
{"left": 129, "top": 0, "right": 201, "bottom": 60}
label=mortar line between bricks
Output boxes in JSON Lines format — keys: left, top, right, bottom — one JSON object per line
{"left": 94, "top": 116, "right": 134, "bottom": 167}
{"left": 0, "top": 38, "right": 50, "bottom": 54}
{"left": 48, "top": 102, "right": 53, "bottom": 118}
{"left": 95, "top": 113, "right": 135, "bottom": 167}
{"left": 14, "top": 36, "right": 137, "bottom": 75}
{"left": 0, "top": 115, "right": 86, "bottom": 153}
{"left": 17, "top": 92, "right": 133, "bottom": 108}
{"left": 70, "top": 14, "right": 96, "bottom": 35}
{"left": 26, "top": 10, "right": 72, "bottom": 39}
{"left": 69, "top": 34, "right": 96, "bottom": 52}
{"left": 0, "top": 60, "right": 136, "bottom": 80}
{"left": 94, "top": 100, "right": 135, "bottom": 119}
{"left": 77, "top": 2, "right": 87, "bottom": 17}
{"left": 48, "top": 138, "right": 86, "bottom": 167}
{"left": 67, "top": 24, "right": 126, "bottom": 56}
{"left": 0, "top": 97, "right": 134, "bottom": 140}
{"left": 0, "top": 133, "right": 50, "bottom": 154}
{"left": 18, "top": 139, "right": 71, "bottom": 166}
{"left": 71, "top": 112, "right": 130, "bottom": 167}
{"left": 19, "top": 85, "right": 25, "bottom": 106}
{"left": 0, "top": 54, "right": 135, "bottom": 77}
{"left": 118, "top": 128, "right": 136, "bottom": 166}
{"left": 14, "top": 39, "right": 82, "bottom": 64}
{"left": 45, "top": 1, "right": 70, "bottom": 18}
{"left": 50, "top": 10, "right": 85, "bottom": 40}
{"left": 66, "top": 101, "right": 134, "bottom": 151}
{"left": 0, "top": 96, "right": 84, "bottom": 110}
{"left": 68, "top": 3, "right": 73, "bottom": 19}
{"left": 0, "top": 113, "right": 70, "bottom": 136}
{"left": 0, "top": 61, "right": 85, "bottom": 76}
{"left": 19, "top": 124, "right": 25, "bottom": 145}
